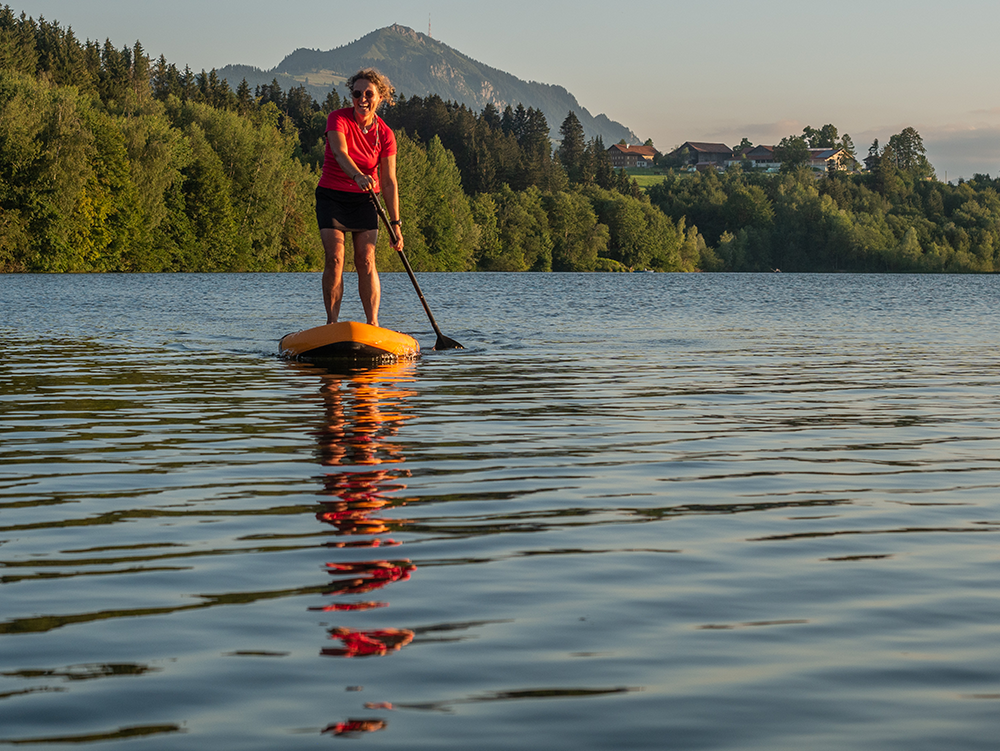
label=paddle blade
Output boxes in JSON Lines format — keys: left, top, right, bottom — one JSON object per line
{"left": 434, "top": 334, "right": 464, "bottom": 351}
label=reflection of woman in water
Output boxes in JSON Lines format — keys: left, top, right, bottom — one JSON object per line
{"left": 323, "top": 719, "right": 387, "bottom": 737}
{"left": 296, "top": 362, "right": 419, "bottom": 737}
{"left": 323, "top": 626, "right": 415, "bottom": 658}
{"left": 317, "top": 469, "right": 406, "bottom": 538}
{"left": 311, "top": 363, "right": 415, "bottom": 543}
{"left": 313, "top": 365, "right": 415, "bottom": 468}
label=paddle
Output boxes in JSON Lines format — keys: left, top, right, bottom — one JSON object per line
{"left": 368, "top": 190, "right": 464, "bottom": 351}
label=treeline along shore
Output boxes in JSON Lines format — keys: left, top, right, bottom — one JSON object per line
{"left": 3, "top": 8, "right": 1000, "bottom": 274}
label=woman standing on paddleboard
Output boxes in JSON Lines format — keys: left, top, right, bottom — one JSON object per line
{"left": 316, "top": 68, "right": 403, "bottom": 326}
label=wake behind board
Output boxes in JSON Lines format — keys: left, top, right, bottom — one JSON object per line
{"left": 279, "top": 321, "right": 419, "bottom": 363}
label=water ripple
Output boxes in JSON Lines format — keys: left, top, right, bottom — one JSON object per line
{"left": 3, "top": 273, "right": 1000, "bottom": 750}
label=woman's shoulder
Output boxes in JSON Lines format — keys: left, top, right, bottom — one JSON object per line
{"left": 376, "top": 115, "right": 395, "bottom": 136}
{"left": 328, "top": 108, "right": 354, "bottom": 126}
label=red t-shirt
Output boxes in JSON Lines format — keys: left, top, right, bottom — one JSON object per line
{"left": 318, "top": 108, "right": 397, "bottom": 193}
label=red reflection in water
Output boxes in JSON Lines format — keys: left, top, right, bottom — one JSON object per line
{"left": 309, "top": 601, "right": 387, "bottom": 613}
{"left": 322, "top": 719, "right": 387, "bottom": 736}
{"left": 322, "top": 559, "right": 416, "bottom": 597}
{"left": 325, "top": 560, "right": 414, "bottom": 580}
{"left": 322, "top": 627, "right": 415, "bottom": 658}
{"left": 324, "top": 538, "right": 399, "bottom": 549}
{"left": 312, "top": 364, "right": 416, "bottom": 468}
{"left": 298, "top": 363, "right": 420, "bottom": 736}
{"left": 316, "top": 468, "right": 409, "bottom": 538}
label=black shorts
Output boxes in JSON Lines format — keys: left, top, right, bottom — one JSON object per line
{"left": 315, "top": 186, "right": 379, "bottom": 231}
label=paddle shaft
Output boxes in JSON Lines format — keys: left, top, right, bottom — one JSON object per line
{"left": 368, "top": 191, "right": 462, "bottom": 350}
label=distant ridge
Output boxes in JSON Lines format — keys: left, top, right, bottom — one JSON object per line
{"left": 218, "top": 24, "right": 639, "bottom": 145}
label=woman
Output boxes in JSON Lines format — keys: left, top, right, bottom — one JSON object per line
{"left": 316, "top": 68, "right": 403, "bottom": 326}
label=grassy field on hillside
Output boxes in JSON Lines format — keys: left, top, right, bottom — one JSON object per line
{"left": 624, "top": 167, "right": 672, "bottom": 190}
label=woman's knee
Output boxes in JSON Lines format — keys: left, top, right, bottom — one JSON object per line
{"left": 353, "top": 234, "right": 378, "bottom": 271}
{"left": 321, "top": 231, "right": 346, "bottom": 264}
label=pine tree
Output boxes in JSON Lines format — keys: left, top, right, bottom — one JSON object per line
{"left": 286, "top": 85, "right": 317, "bottom": 130}
{"left": 557, "top": 111, "right": 585, "bottom": 183}
{"left": 128, "top": 41, "right": 151, "bottom": 109}
{"left": 180, "top": 65, "right": 195, "bottom": 101}
{"left": 481, "top": 102, "right": 501, "bottom": 131}
{"left": 320, "top": 89, "right": 341, "bottom": 114}
{"left": 256, "top": 78, "right": 285, "bottom": 110}
{"left": 592, "top": 137, "right": 615, "bottom": 189}
{"left": 235, "top": 79, "right": 255, "bottom": 114}
{"left": 0, "top": 8, "right": 39, "bottom": 74}
{"left": 98, "top": 39, "right": 130, "bottom": 105}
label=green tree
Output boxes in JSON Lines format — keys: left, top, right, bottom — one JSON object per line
{"left": 166, "top": 121, "right": 241, "bottom": 270}
{"left": 871, "top": 142, "right": 902, "bottom": 197}
{"left": 163, "top": 98, "right": 319, "bottom": 270}
{"left": 591, "top": 137, "right": 615, "bottom": 189}
{"left": 389, "top": 131, "right": 431, "bottom": 270}
{"left": 488, "top": 184, "right": 553, "bottom": 271}
{"left": 585, "top": 187, "right": 682, "bottom": 270}
{"left": 775, "top": 135, "right": 811, "bottom": 172}
{"left": 557, "top": 111, "right": 586, "bottom": 183}
{"left": 517, "top": 107, "right": 559, "bottom": 190}
{"left": 320, "top": 89, "right": 342, "bottom": 113}
{"left": 648, "top": 168, "right": 728, "bottom": 245}
{"left": 417, "top": 136, "right": 477, "bottom": 270}
{"left": 67, "top": 104, "right": 143, "bottom": 270}
{"left": 152, "top": 56, "right": 184, "bottom": 101}
{"left": 887, "top": 127, "right": 934, "bottom": 179}
{"left": 0, "top": 8, "right": 40, "bottom": 75}
{"left": 839, "top": 133, "right": 858, "bottom": 171}
{"left": 98, "top": 40, "right": 131, "bottom": 106}
{"left": 470, "top": 192, "right": 502, "bottom": 269}
{"left": 723, "top": 182, "right": 774, "bottom": 230}
{"left": 118, "top": 105, "right": 191, "bottom": 269}
{"left": 802, "top": 123, "right": 839, "bottom": 148}
{"left": 235, "top": 79, "right": 254, "bottom": 114}
{"left": 0, "top": 70, "right": 145, "bottom": 271}
{"left": 0, "top": 71, "right": 87, "bottom": 270}
{"left": 543, "top": 189, "right": 607, "bottom": 271}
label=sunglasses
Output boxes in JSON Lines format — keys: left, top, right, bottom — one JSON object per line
{"left": 351, "top": 89, "right": 376, "bottom": 100}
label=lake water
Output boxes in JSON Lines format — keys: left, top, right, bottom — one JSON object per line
{"left": 2, "top": 271, "right": 1000, "bottom": 750}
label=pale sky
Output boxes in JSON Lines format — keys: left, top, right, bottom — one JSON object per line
{"left": 15, "top": 0, "right": 1000, "bottom": 181}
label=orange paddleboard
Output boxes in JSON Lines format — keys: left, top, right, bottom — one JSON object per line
{"left": 279, "top": 322, "right": 420, "bottom": 362}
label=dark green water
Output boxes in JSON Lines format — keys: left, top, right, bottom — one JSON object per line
{"left": 2, "top": 272, "right": 1000, "bottom": 749}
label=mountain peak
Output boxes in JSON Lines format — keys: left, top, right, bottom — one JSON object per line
{"left": 219, "top": 27, "right": 638, "bottom": 144}
{"left": 385, "top": 23, "right": 422, "bottom": 40}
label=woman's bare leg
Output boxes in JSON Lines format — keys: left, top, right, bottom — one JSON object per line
{"left": 321, "top": 228, "right": 347, "bottom": 324}
{"left": 353, "top": 229, "right": 380, "bottom": 326}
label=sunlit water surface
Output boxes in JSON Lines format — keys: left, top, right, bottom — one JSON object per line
{"left": 2, "top": 272, "right": 1000, "bottom": 750}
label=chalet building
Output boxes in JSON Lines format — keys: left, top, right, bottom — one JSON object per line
{"left": 666, "top": 142, "right": 734, "bottom": 169}
{"left": 728, "top": 145, "right": 778, "bottom": 169}
{"left": 726, "top": 145, "right": 851, "bottom": 172}
{"left": 667, "top": 139, "right": 856, "bottom": 173}
{"left": 607, "top": 144, "right": 659, "bottom": 168}
{"left": 808, "top": 148, "right": 849, "bottom": 171}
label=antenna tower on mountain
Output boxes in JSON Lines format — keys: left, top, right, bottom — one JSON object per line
{"left": 428, "top": 14, "right": 432, "bottom": 38}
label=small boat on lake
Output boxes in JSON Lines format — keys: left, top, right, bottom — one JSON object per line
{"left": 279, "top": 321, "right": 420, "bottom": 363}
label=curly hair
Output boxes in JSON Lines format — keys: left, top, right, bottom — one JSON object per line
{"left": 346, "top": 69, "right": 396, "bottom": 106}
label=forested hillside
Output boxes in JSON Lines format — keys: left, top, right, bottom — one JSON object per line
{"left": 3, "top": 8, "right": 999, "bottom": 274}
{"left": 648, "top": 129, "right": 1000, "bottom": 272}
{"left": 0, "top": 10, "right": 320, "bottom": 272}
{"left": 0, "top": 8, "right": 704, "bottom": 273}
